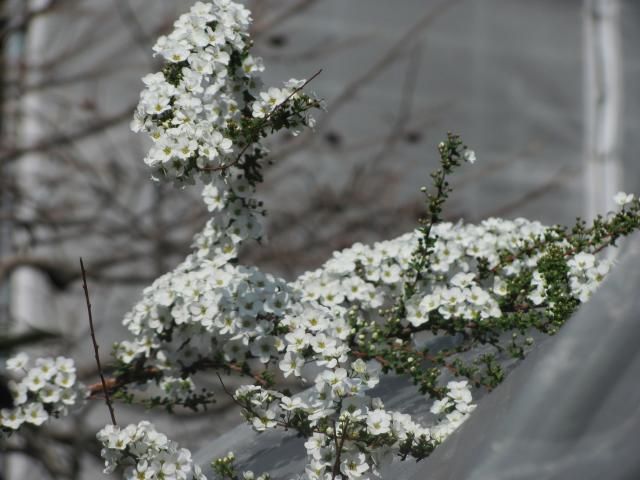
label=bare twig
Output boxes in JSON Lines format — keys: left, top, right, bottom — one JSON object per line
{"left": 215, "top": 372, "right": 244, "bottom": 409}
{"left": 80, "top": 257, "right": 117, "bottom": 425}
{"left": 86, "top": 358, "right": 269, "bottom": 399}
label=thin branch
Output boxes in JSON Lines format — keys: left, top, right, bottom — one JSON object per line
{"left": 215, "top": 372, "right": 244, "bottom": 409}
{"left": 86, "top": 358, "right": 269, "bottom": 399}
{"left": 80, "top": 257, "right": 117, "bottom": 426}
{"left": 331, "top": 418, "right": 350, "bottom": 479}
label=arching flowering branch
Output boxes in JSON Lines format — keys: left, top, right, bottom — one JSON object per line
{"left": 131, "top": 0, "right": 321, "bottom": 185}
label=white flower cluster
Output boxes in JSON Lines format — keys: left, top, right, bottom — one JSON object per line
{"left": 236, "top": 359, "right": 378, "bottom": 431}
{"left": 0, "top": 353, "right": 84, "bottom": 434}
{"left": 429, "top": 380, "right": 476, "bottom": 438}
{"left": 567, "top": 252, "right": 611, "bottom": 303}
{"left": 132, "top": 0, "right": 316, "bottom": 183}
{"left": 97, "top": 421, "right": 206, "bottom": 479}
{"left": 297, "top": 220, "right": 532, "bottom": 325}
{"left": 117, "top": 180, "right": 353, "bottom": 394}
{"left": 235, "top": 369, "right": 475, "bottom": 480}
{"left": 528, "top": 250, "right": 611, "bottom": 306}
{"left": 112, "top": 204, "right": 616, "bottom": 477}
{"left": 117, "top": 259, "right": 295, "bottom": 371}
{"left": 298, "top": 217, "right": 612, "bottom": 328}
{"left": 194, "top": 177, "right": 262, "bottom": 262}
{"left": 117, "top": 175, "right": 355, "bottom": 398}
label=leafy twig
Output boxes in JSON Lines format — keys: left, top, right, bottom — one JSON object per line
{"left": 203, "top": 69, "right": 323, "bottom": 173}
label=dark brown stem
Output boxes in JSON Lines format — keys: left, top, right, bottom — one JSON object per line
{"left": 86, "top": 359, "right": 269, "bottom": 398}
{"left": 331, "top": 418, "right": 350, "bottom": 479}
{"left": 215, "top": 372, "right": 245, "bottom": 410}
{"left": 80, "top": 258, "right": 117, "bottom": 426}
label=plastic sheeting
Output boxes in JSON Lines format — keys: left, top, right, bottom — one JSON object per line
{"left": 413, "top": 234, "right": 640, "bottom": 480}
{"left": 195, "top": 234, "right": 640, "bottom": 479}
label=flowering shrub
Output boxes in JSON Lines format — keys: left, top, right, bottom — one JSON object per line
{"left": 97, "top": 421, "right": 206, "bottom": 480}
{"left": 3, "top": 1, "right": 640, "bottom": 479}
{"left": 0, "top": 353, "right": 84, "bottom": 433}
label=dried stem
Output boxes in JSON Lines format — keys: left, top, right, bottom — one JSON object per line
{"left": 80, "top": 257, "right": 117, "bottom": 426}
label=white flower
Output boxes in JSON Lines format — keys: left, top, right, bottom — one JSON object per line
{"left": 60, "top": 389, "right": 78, "bottom": 406}
{"left": 0, "top": 408, "right": 25, "bottom": 430}
{"left": 447, "top": 385, "right": 472, "bottom": 405}
{"left": 280, "top": 396, "right": 305, "bottom": 411}
{"left": 430, "top": 397, "right": 452, "bottom": 415}
{"left": 379, "top": 263, "right": 402, "bottom": 284}
{"left": 279, "top": 352, "right": 303, "bottom": 378}
{"left": 614, "top": 191, "right": 634, "bottom": 206}
{"left": 310, "top": 333, "right": 336, "bottom": 355}
{"left": 406, "top": 300, "right": 429, "bottom": 327}
{"left": 9, "top": 381, "right": 27, "bottom": 405}
{"left": 252, "top": 409, "right": 277, "bottom": 431}
{"left": 23, "top": 402, "right": 48, "bottom": 426}
{"left": 25, "top": 370, "right": 46, "bottom": 392}
{"left": 366, "top": 409, "right": 392, "bottom": 435}
{"left": 285, "top": 328, "right": 310, "bottom": 352}
{"left": 39, "top": 384, "right": 62, "bottom": 403}
{"left": 568, "top": 252, "right": 595, "bottom": 271}
{"left": 250, "top": 335, "right": 276, "bottom": 363}
{"left": 451, "top": 272, "right": 475, "bottom": 288}
{"left": 419, "top": 293, "right": 441, "bottom": 312}
{"left": 463, "top": 149, "right": 476, "bottom": 164}
{"left": 55, "top": 356, "right": 76, "bottom": 374}
{"left": 341, "top": 452, "right": 369, "bottom": 478}
{"left": 6, "top": 352, "right": 29, "bottom": 372}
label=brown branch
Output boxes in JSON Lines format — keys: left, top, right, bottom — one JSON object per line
{"left": 215, "top": 372, "right": 244, "bottom": 409}
{"left": 80, "top": 257, "right": 117, "bottom": 425}
{"left": 331, "top": 418, "right": 350, "bottom": 479}
{"left": 86, "top": 359, "right": 269, "bottom": 399}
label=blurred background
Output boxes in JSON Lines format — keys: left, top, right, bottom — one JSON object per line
{"left": 0, "top": 0, "right": 638, "bottom": 478}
